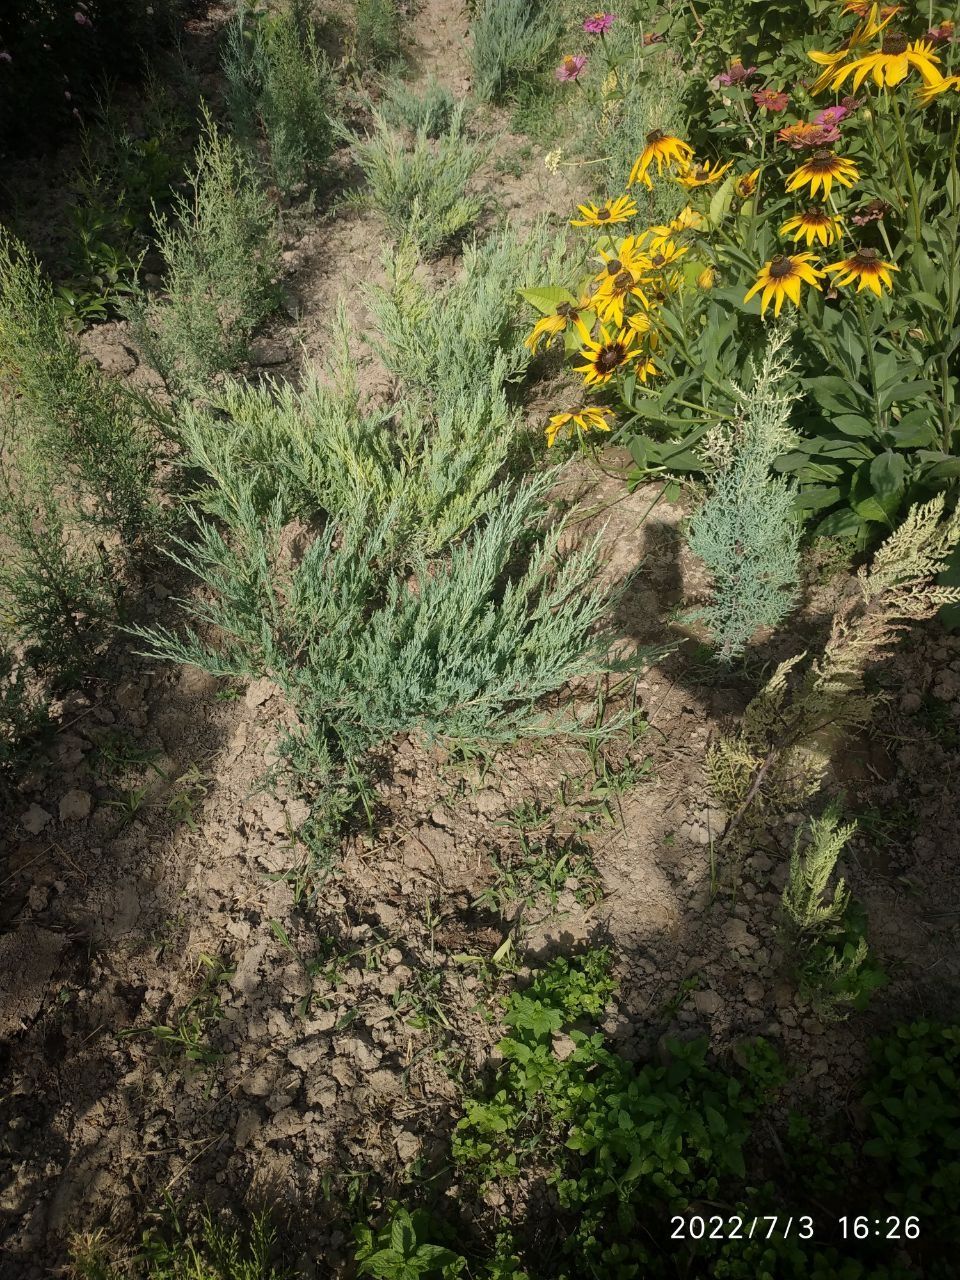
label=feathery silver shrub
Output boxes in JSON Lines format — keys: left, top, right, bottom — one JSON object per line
{"left": 223, "top": 3, "right": 333, "bottom": 198}
{"left": 344, "top": 105, "right": 484, "bottom": 258}
{"left": 133, "top": 111, "right": 280, "bottom": 391}
{"left": 469, "top": 0, "right": 561, "bottom": 104}
{"left": 380, "top": 76, "right": 457, "bottom": 139}
{"left": 687, "top": 328, "right": 802, "bottom": 661}
{"left": 133, "top": 231, "right": 620, "bottom": 835}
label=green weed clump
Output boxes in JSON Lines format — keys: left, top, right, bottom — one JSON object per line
{"left": 687, "top": 329, "right": 801, "bottom": 661}
{"left": 468, "top": 0, "right": 561, "bottom": 104}
{"left": 133, "top": 112, "right": 281, "bottom": 391}
{"left": 223, "top": 3, "right": 333, "bottom": 198}
{"left": 345, "top": 105, "right": 485, "bottom": 258}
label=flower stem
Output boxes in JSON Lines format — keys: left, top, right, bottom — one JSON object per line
{"left": 888, "top": 88, "right": 922, "bottom": 241}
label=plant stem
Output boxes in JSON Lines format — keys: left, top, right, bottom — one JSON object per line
{"left": 888, "top": 88, "right": 922, "bottom": 241}
{"left": 853, "top": 291, "right": 883, "bottom": 433}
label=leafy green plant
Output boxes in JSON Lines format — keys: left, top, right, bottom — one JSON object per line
{"left": 344, "top": 105, "right": 485, "bottom": 258}
{"left": 133, "top": 110, "right": 281, "bottom": 391}
{"left": 468, "top": 0, "right": 561, "bottom": 105}
{"left": 121, "top": 954, "right": 233, "bottom": 1066}
{"left": 355, "top": 1206, "right": 466, "bottom": 1279}
{"left": 862, "top": 1021, "right": 960, "bottom": 1220}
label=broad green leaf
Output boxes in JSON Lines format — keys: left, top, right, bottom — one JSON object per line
{"left": 815, "top": 506, "right": 865, "bottom": 537}
{"left": 518, "top": 286, "right": 578, "bottom": 316}
{"left": 869, "top": 450, "right": 907, "bottom": 503}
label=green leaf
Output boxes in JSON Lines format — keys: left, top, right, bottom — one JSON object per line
{"left": 708, "top": 173, "right": 737, "bottom": 227}
{"left": 518, "top": 286, "right": 578, "bottom": 316}
{"left": 815, "top": 507, "right": 865, "bottom": 538}
{"left": 869, "top": 451, "right": 907, "bottom": 503}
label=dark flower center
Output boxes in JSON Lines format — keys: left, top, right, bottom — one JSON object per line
{"left": 810, "top": 149, "right": 838, "bottom": 169}
{"left": 646, "top": 129, "right": 666, "bottom": 144}
{"left": 597, "top": 343, "right": 626, "bottom": 372}
{"left": 596, "top": 208, "right": 611, "bottom": 220}
{"left": 605, "top": 258, "right": 623, "bottom": 275}
{"left": 769, "top": 255, "right": 794, "bottom": 280}
{"left": 613, "top": 270, "right": 634, "bottom": 290}
{"left": 852, "top": 248, "right": 881, "bottom": 267}
{"left": 804, "top": 206, "right": 827, "bottom": 221}
{"left": 556, "top": 302, "right": 577, "bottom": 319}
{"left": 652, "top": 253, "right": 666, "bottom": 267}
{"left": 882, "top": 32, "right": 909, "bottom": 55}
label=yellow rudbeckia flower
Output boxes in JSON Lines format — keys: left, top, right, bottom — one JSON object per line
{"left": 744, "top": 253, "right": 824, "bottom": 316}
{"left": 570, "top": 194, "right": 639, "bottom": 228}
{"left": 780, "top": 207, "right": 845, "bottom": 248}
{"left": 573, "top": 319, "right": 643, "bottom": 385}
{"left": 830, "top": 33, "right": 941, "bottom": 91}
{"left": 545, "top": 406, "right": 615, "bottom": 447}
{"left": 824, "top": 247, "right": 899, "bottom": 295}
{"left": 628, "top": 130, "right": 694, "bottom": 188}
{"left": 785, "top": 150, "right": 859, "bottom": 198}
{"left": 676, "top": 158, "right": 734, "bottom": 188}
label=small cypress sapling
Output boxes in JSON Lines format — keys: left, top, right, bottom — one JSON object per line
{"left": 687, "top": 327, "right": 801, "bottom": 661}
{"left": 132, "top": 108, "right": 281, "bottom": 391}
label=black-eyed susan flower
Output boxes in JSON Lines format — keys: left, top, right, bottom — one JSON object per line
{"left": 668, "top": 206, "right": 706, "bottom": 233}
{"left": 917, "top": 72, "right": 959, "bottom": 105}
{"left": 830, "top": 33, "right": 941, "bottom": 91}
{"left": 573, "top": 319, "right": 642, "bottom": 385}
{"left": 780, "top": 207, "right": 844, "bottom": 247}
{"left": 786, "top": 149, "right": 859, "bottom": 198}
{"left": 594, "top": 265, "right": 651, "bottom": 326}
{"left": 525, "top": 298, "right": 587, "bottom": 354}
{"left": 595, "top": 235, "right": 650, "bottom": 281}
{"left": 676, "top": 158, "right": 734, "bottom": 187}
{"left": 570, "top": 194, "right": 638, "bottom": 227}
{"left": 824, "top": 246, "right": 898, "bottom": 295}
{"left": 545, "top": 405, "right": 614, "bottom": 447}
{"left": 628, "top": 130, "right": 694, "bottom": 188}
{"left": 735, "top": 168, "right": 760, "bottom": 198}
{"left": 744, "top": 253, "right": 824, "bottom": 316}
{"left": 645, "top": 238, "right": 689, "bottom": 269}
{"left": 809, "top": 4, "right": 899, "bottom": 93}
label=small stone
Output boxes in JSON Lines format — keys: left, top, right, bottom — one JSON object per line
{"left": 742, "top": 979, "right": 764, "bottom": 1005}
{"left": 900, "top": 691, "right": 922, "bottom": 713}
{"left": 241, "top": 1067, "right": 274, "bottom": 1098}
{"left": 20, "top": 805, "right": 53, "bottom": 834}
{"left": 693, "top": 989, "right": 721, "bottom": 1016}
{"left": 59, "top": 789, "right": 92, "bottom": 822}
{"left": 245, "top": 677, "right": 279, "bottom": 710}
{"left": 285, "top": 798, "right": 311, "bottom": 831}
{"left": 249, "top": 339, "right": 291, "bottom": 367}
{"left": 395, "top": 1129, "right": 420, "bottom": 1163}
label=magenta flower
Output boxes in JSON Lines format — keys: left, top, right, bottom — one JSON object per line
{"left": 583, "top": 12, "right": 615, "bottom": 35}
{"left": 0, "top": 50, "right": 11, "bottom": 64}
{"left": 718, "top": 60, "right": 757, "bottom": 87}
{"left": 556, "top": 54, "right": 588, "bottom": 82}
{"left": 814, "top": 105, "right": 849, "bottom": 126}
{"left": 74, "top": 11, "right": 93, "bottom": 26}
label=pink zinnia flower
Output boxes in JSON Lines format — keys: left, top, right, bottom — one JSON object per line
{"left": 0, "top": 50, "right": 11, "bottom": 64}
{"left": 556, "top": 54, "right": 588, "bottom": 82}
{"left": 718, "top": 60, "right": 757, "bottom": 87}
{"left": 753, "top": 88, "right": 789, "bottom": 111}
{"left": 583, "top": 12, "right": 615, "bottom": 35}
{"left": 814, "top": 105, "right": 849, "bottom": 126}
{"left": 74, "top": 11, "right": 92, "bottom": 26}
